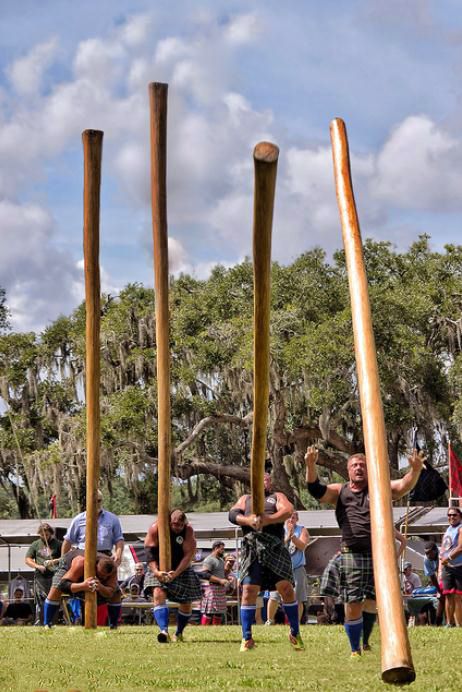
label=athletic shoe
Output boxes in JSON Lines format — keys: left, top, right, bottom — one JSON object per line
{"left": 289, "top": 632, "right": 305, "bottom": 651}
{"left": 362, "top": 644, "right": 372, "bottom": 652}
{"left": 240, "top": 638, "right": 256, "bottom": 652}
{"left": 350, "top": 651, "right": 362, "bottom": 659}
{"left": 264, "top": 619, "right": 273, "bottom": 626}
{"left": 157, "top": 630, "right": 170, "bottom": 643}
{"left": 172, "top": 633, "right": 184, "bottom": 642}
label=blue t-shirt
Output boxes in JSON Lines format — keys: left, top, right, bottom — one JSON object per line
{"left": 64, "top": 509, "right": 123, "bottom": 551}
{"left": 423, "top": 556, "right": 438, "bottom": 577}
{"left": 441, "top": 524, "right": 462, "bottom": 567}
{"left": 286, "top": 524, "right": 306, "bottom": 570}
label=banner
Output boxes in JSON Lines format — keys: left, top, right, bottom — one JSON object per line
{"left": 449, "top": 447, "right": 462, "bottom": 498}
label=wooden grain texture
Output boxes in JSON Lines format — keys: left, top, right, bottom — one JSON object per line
{"left": 330, "top": 118, "right": 415, "bottom": 684}
{"left": 251, "top": 142, "right": 279, "bottom": 515}
{"left": 149, "top": 82, "right": 171, "bottom": 571}
{"left": 82, "top": 129, "right": 103, "bottom": 629}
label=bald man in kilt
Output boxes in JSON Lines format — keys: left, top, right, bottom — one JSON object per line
{"left": 305, "top": 446, "right": 423, "bottom": 658}
{"left": 229, "top": 473, "right": 304, "bottom": 651}
{"left": 144, "top": 509, "right": 202, "bottom": 643}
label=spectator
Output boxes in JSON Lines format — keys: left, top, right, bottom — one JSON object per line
{"left": 200, "top": 541, "right": 233, "bottom": 625}
{"left": 402, "top": 562, "right": 422, "bottom": 594}
{"left": 440, "top": 506, "right": 462, "bottom": 627}
{"left": 424, "top": 541, "right": 444, "bottom": 625}
{"left": 121, "top": 563, "right": 145, "bottom": 595}
{"left": 266, "top": 511, "right": 309, "bottom": 624}
{"left": 61, "top": 490, "right": 124, "bottom": 567}
{"left": 122, "top": 583, "right": 147, "bottom": 625}
{"left": 1, "top": 588, "right": 34, "bottom": 626}
{"left": 25, "top": 523, "right": 62, "bottom": 625}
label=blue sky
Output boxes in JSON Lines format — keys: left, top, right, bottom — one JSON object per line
{"left": 1, "top": 0, "right": 462, "bottom": 331}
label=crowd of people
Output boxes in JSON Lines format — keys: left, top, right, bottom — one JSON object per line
{"left": 0, "top": 446, "right": 461, "bottom": 660}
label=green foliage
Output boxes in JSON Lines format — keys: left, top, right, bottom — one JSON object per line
{"left": 1, "top": 238, "right": 462, "bottom": 515}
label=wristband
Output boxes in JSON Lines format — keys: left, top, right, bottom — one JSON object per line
{"left": 307, "top": 478, "right": 327, "bottom": 500}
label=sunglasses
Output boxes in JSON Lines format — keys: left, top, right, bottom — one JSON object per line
{"left": 448, "top": 514, "right": 459, "bottom": 518}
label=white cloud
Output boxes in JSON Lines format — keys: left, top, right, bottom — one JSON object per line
{"left": 371, "top": 115, "right": 462, "bottom": 210}
{"left": 119, "top": 14, "right": 152, "bottom": 47}
{"left": 225, "top": 13, "right": 261, "bottom": 44}
{"left": 7, "top": 38, "right": 58, "bottom": 95}
{"left": 0, "top": 201, "right": 83, "bottom": 332}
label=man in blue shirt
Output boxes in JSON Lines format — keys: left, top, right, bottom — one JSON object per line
{"left": 61, "top": 490, "right": 124, "bottom": 566}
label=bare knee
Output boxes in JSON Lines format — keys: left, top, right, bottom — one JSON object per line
{"left": 363, "top": 599, "right": 376, "bottom": 614}
{"left": 47, "top": 588, "right": 62, "bottom": 601}
{"left": 179, "top": 603, "right": 192, "bottom": 615}
{"left": 345, "top": 601, "right": 363, "bottom": 621}
{"left": 242, "top": 585, "right": 259, "bottom": 605}
{"left": 153, "top": 588, "right": 166, "bottom": 606}
{"left": 276, "top": 580, "right": 295, "bottom": 603}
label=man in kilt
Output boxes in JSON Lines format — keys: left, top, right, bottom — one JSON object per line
{"left": 305, "top": 446, "right": 424, "bottom": 657}
{"left": 200, "top": 540, "right": 233, "bottom": 625}
{"left": 42, "top": 549, "right": 122, "bottom": 628}
{"left": 229, "top": 473, "right": 304, "bottom": 651}
{"left": 144, "top": 509, "right": 202, "bottom": 643}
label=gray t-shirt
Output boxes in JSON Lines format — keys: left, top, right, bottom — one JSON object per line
{"left": 203, "top": 555, "right": 225, "bottom": 579}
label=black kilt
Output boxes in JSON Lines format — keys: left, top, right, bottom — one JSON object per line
{"left": 144, "top": 567, "right": 202, "bottom": 603}
{"left": 239, "top": 532, "right": 294, "bottom": 589}
{"left": 320, "top": 551, "right": 375, "bottom": 603}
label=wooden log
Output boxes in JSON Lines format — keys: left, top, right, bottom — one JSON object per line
{"left": 330, "top": 118, "right": 415, "bottom": 683}
{"left": 149, "top": 82, "right": 171, "bottom": 571}
{"left": 251, "top": 142, "right": 279, "bottom": 515}
{"left": 82, "top": 129, "right": 103, "bottom": 629}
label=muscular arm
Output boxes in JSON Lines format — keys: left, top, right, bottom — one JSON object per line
{"left": 229, "top": 495, "right": 259, "bottom": 529}
{"left": 441, "top": 525, "right": 462, "bottom": 565}
{"left": 144, "top": 523, "right": 162, "bottom": 577}
{"left": 390, "top": 450, "right": 425, "bottom": 500}
{"left": 169, "top": 526, "right": 196, "bottom": 579}
{"left": 95, "top": 571, "right": 118, "bottom": 599}
{"left": 260, "top": 493, "right": 293, "bottom": 526}
{"left": 305, "top": 446, "right": 342, "bottom": 506}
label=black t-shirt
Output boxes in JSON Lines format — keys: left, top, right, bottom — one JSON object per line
{"left": 4, "top": 601, "right": 33, "bottom": 619}
{"left": 335, "top": 484, "right": 372, "bottom": 552}
{"left": 242, "top": 494, "right": 284, "bottom": 540}
{"left": 170, "top": 526, "right": 188, "bottom": 570}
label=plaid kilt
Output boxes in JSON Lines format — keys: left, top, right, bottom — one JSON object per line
{"left": 240, "top": 532, "right": 294, "bottom": 589}
{"left": 201, "top": 583, "right": 227, "bottom": 614}
{"left": 144, "top": 567, "right": 202, "bottom": 603}
{"left": 320, "top": 551, "right": 375, "bottom": 604}
{"left": 51, "top": 552, "right": 120, "bottom": 602}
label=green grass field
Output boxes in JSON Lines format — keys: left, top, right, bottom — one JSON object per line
{"left": 0, "top": 624, "right": 460, "bottom": 691}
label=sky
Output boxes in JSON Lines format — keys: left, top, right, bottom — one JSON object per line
{"left": 1, "top": 0, "right": 462, "bottom": 332}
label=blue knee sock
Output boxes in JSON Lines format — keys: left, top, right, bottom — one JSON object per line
{"left": 345, "top": 617, "right": 363, "bottom": 653}
{"left": 43, "top": 599, "right": 59, "bottom": 626}
{"left": 362, "top": 611, "right": 376, "bottom": 645}
{"left": 154, "top": 605, "right": 169, "bottom": 632}
{"left": 282, "top": 601, "right": 300, "bottom": 636}
{"left": 107, "top": 603, "right": 122, "bottom": 628}
{"left": 240, "top": 605, "right": 256, "bottom": 641}
{"left": 176, "top": 611, "right": 191, "bottom": 635}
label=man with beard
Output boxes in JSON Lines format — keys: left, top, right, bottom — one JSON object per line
{"left": 25, "top": 523, "right": 61, "bottom": 625}
{"left": 144, "top": 509, "right": 202, "bottom": 643}
{"left": 228, "top": 473, "right": 304, "bottom": 652}
{"left": 305, "top": 446, "right": 424, "bottom": 657}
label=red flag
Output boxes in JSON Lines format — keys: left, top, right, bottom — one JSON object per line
{"left": 449, "top": 447, "right": 462, "bottom": 498}
{"left": 49, "top": 494, "right": 57, "bottom": 519}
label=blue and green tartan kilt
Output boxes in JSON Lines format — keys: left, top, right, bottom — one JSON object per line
{"left": 144, "top": 567, "right": 202, "bottom": 603}
{"left": 320, "top": 552, "right": 375, "bottom": 604}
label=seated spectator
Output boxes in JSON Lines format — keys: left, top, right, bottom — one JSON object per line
{"left": 424, "top": 541, "right": 444, "bottom": 625}
{"left": 121, "top": 563, "right": 145, "bottom": 596}
{"left": 402, "top": 562, "right": 422, "bottom": 594}
{"left": 1, "top": 588, "right": 34, "bottom": 625}
{"left": 122, "top": 583, "right": 147, "bottom": 625}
